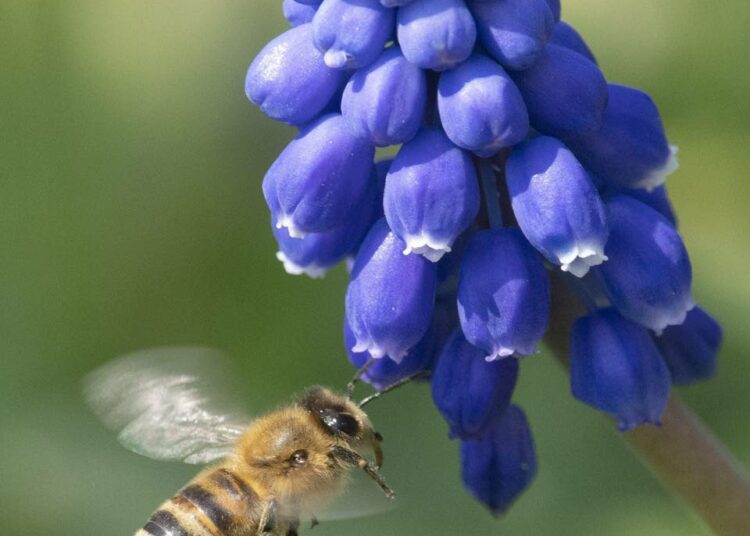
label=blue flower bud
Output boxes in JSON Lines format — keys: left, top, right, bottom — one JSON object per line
{"left": 384, "top": 128, "right": 480, "bottom": 262}
{"left": 345, "top": 319, "right": 436, "bottom": 390}
{"left": 272, "top": 167, "right": 380, "bottom": 277}
{"left": 510, "top": 43, "right": 608, "bottom": 137}
{"left": 550, "top": 21, "right": 596, "bottom": 64}
{"left": 263, "top": 114, "right": 375, "bottom": 238}
{"left": 596, "top": 196, "right": 694, "bottom": 333}
{"left": 313, "top": 0, "right": 395, "bottom": 69}
{"left": 397, "top": 0, "right": 476, "bottom": 71}
{"left": 655, "top": 307, "right": 722, "bottom": 385}
{"left": 246, "top": 24, "right": 345, "bottom": 125}
{"left": 570, "top": 308, "right": 671, "bottom": 431}
{"left": 283, "top": 0, "right": 318, "bottom": 27}
{"left": 544, "top": 0, "right": 561, "bottom": 22}
{"left": 342, "top": 47, "right": 427, "bottom": 146}
{"left": 345, "top": 218, "right": 437, "bottom": 361}
{"left": 458, "top": 228, "right": 550, "bottom": 360}
{"left": 432, "top": 330, "right": 519, "bottom": 439}
{"left": 609, "top": 185, "right": 677, "bottom": 227}
{"left": 564, "top": 84, "right": 677, "bottom": 190}
{"left": 460, "top": 405, "right": 537, "bottom": 516}
{"left": 437, "top": 55, "right": 529, "bottom": 157}
{"left": 506, "top": 136, "right": 608, "bottom": 277}
{"left": 471, "top": 0, "right": 555, "bottom": 71}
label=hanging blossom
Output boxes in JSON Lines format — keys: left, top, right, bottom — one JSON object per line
{"left": 244, "top": 0, "right": 722, "bottom": 515}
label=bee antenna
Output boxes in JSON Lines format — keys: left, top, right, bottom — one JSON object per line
{"left": 358, "top": 371, "right": 430, "bottom": 408}
{"left": 346, "top": 357, "right": 376, "bottom": 399}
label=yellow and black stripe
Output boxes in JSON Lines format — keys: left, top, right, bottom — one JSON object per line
{"left": 136, "top": 468, "right": 261, "bottom": 536}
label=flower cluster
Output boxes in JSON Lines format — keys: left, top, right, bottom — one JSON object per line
{"left": 245, "top": 0, "right": 722, "bottom": 515}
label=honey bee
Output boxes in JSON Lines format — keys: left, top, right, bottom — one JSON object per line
{"left": 85, "top": 347, "right": 412, "bottom": 536}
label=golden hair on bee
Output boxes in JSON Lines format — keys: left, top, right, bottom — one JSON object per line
{"left": 85, "top": 348, "right": 411, "bottom": 536}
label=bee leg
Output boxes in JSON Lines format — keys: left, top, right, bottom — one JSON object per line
{"left": 257, "top": 499, "right": 278, "bottom": 536}
{"left": 331, "top": 446, "right": 395, "bottom": 499}
{"left": 310, "top": 515, "right": 319, "bottom": 530}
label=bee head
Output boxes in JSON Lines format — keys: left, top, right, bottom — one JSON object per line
{"left": 298, "top": 386, "right": 371, "bottom": 440}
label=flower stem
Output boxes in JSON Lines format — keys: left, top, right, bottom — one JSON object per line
{"left": 545, "top": 273, "right": 750, "bottom": 535}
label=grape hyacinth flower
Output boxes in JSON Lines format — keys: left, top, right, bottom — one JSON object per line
{"left": 432, "top": 329, "right": 518, "bottom": 439}
{"left": 506, "top": 136, "right": 608, "bottom": 277}
{"left": 570, "top": 307, "right": 671, "bottom": 431}
{"left": 460, "top": 405, "right": 537, "bottom": 516}
{"left": 245, "top": 0, "right": 722, "bottom": 517}
{"left": 384, "top": 128, "right": 480, "bottom": 261}
{"left": 655, "top": 307, "right": 723, "bottom": 385}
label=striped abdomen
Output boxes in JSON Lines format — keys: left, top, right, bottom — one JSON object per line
{"left": 136, "top": 467, "right": 263, "bottom": 536}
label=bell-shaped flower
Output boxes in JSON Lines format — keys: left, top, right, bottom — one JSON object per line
{"left": 381, "top": 0, "right": 414, "bottom": 5}
{"left": 262, "top": 114, "right": 375, "bottom": 238}
{"left": 313, "top": 0, "right": 395, "bottom": 69}
{"left": 296, "top": 0, "right": 323, "bottom": 4}
{"left": 550, "top": 21, "right": 597, "bottom": 64}
{"left": 510, "top": 43, "right": 608, "bottom": 137}
{"left": 460, "top": 405, "right": 537, "bottom": 516}
{"left": 345, "top": 219, "right": 437, "bottom": 361}
{"left": 437, "top": 54, "right": 529, "bottom": 157}
{"left": 596, "top": 196, "right": 694, "bottom": 333}
{"left": 384, "top": 128, "right": 480, "bottom": 262}
{"left": 457, "top": 228, "right": 550, "bottom": 360}
{"left": 432, "top": 330, "right": 519, "bottom": 439}
{"left": 272, "top": 168, "right": 381, "bottom": 277}
{"left": 342, "top": 47, "right": 427, "bottom": 146}
{"left": 608, "top": 185, "right": 677, "bottom": 227}
{"left": 655, "top": 307, "right": 722, "bottom": 385}
{"left": 470, "top": 0, "right": 555, "bottom": 71}
{"left": 283, "top": 0, "right": 318, "bottom": 26}
{"left": 397, "top": 0, "right": 476, "bottom": 71}
{"left": 345, "top": 320, "right": 436, "bottom": 390}
{"left": 570, "top": 308, "right": 671, "bottom": 431}
{"left": 506, "top": 136, "right": 609, "bottom": 277}
{"left": 564, "top": 84, "right": 678, "bottom": 191}
{"left": 545, "top": 0, "right": 561, "bottom": 22}
{"left": 246, "top": 24, "right": 346, "bottom": 125}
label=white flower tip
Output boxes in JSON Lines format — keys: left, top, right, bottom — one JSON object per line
{"left": 276, "top": 215, "right": 307, "bottom": 239}
{"left": 402, "top": 233, "right": 452, "bottom": 262}
{"left": 344, "top": 256, "right": 355, "bottom": 273}
{"left": 638, "top": 144, "right": 680, "bottom": 192}
{"left": 350, "top": 339, "right": 407, "bottom": 362}
{"left": 275, "top": 251, "right": 328, "bottom": 279}
{"left": 485, "top": 347, "right": 515, "bottom": 362}
{"left": 324, "top": 49, "right": 351, "bottom": 69}
{"left": 558, "top": 244, "right": 608, "bottom": 278}
{"left": 649, "top": 295, "right": 696, "bottom": 335}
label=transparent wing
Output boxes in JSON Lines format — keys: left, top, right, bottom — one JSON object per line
{"left": 304, "top": 465, "right": 398, "bottom": 523}
{"left": 84, "top": 346, "right": 252, "bottom": 464}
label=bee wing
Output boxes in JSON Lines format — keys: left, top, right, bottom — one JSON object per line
{"left": 84, "top": 346, "right": 252, "bottom": 464}
{"left": 307, "top": 466, "right": 398, "bottom": 522}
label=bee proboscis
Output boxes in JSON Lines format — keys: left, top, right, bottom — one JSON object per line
{"left": 85, "top": 347, "right": 398, "bottom": 536}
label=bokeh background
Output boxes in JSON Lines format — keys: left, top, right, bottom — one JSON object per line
{"left": 2, "top": 1, "right": 749, "bottom": 534}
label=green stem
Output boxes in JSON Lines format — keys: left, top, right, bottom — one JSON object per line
{"left": 544, "top": 275, "right": 750, "bottom": 535}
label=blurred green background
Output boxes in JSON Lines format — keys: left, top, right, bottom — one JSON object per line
{"left": 1, "top": 1, "right": 748, "bottom": 534}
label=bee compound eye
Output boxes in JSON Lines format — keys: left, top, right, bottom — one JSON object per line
{"left": 318, "top": 408, "right": 360, "bottom": 436}
{"left": 291, "top": 449, "right": 308, "bottom": 466}
{"left": 336, "top": 413, "right": 359, "bottom": 436}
